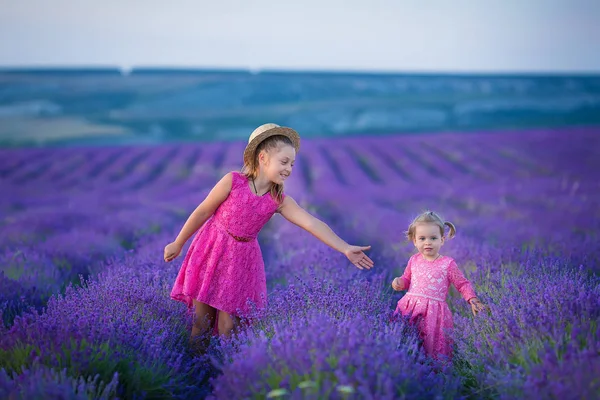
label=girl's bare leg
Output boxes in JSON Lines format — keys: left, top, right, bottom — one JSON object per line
{"left": 191, "top": 300, "right": 217, "bottom": 346}
{"left": 217, "top": 310, "right": 241, "bottom": 338}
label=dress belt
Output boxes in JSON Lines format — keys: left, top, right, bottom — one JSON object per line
{"left": 214, "top": 218, "right": 254, "bottom": 242}
{"left": 228, "top": 232, "right": 253, "bottom": 242}
{"left": 406, "top": 292, "right": 445, "bottom": 302}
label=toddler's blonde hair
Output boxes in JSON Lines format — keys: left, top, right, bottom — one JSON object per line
{"left": 405, "top": 210, "right": 456, "bottom": 241}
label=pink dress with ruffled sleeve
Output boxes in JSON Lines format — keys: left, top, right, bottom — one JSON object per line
{"left": 394, "top": 253, "right": 477, "bottom": 360}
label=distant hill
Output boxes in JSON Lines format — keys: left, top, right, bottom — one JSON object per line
{"left": 1, "top": 68, "right": 599, "bottom": 147}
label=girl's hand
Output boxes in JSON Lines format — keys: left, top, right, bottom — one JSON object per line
{"left": 469, "top": 298, "right": 486, "bottom": 316}
{"left": 344, "top": 245, "right": 373, "bottom": 270}
{"left": 278, "top": 197, "right": 374, "bottom": 270}
{"left": 391, "top": 277, "right": 405, "bottom": 291}
{"left": 164, "top": 242, "right": 183, "bottom": 262}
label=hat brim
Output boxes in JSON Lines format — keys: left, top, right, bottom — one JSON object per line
{"left": 243, "top": 126, "right": 301, "bottom": 166}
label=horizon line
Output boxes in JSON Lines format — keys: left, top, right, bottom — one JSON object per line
{"left": 0, "top": 65, "right": 599, "bottom": 78}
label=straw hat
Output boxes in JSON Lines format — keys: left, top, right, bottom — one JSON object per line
{"left": 243, "top": 123, "right": 301, "bottom": 166}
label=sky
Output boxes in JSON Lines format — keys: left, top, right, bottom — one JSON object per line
{"left": 1, "top": 0, "right": 599, "bottom": 73}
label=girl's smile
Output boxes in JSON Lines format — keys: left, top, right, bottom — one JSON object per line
{"left": 261, "top": 144, "right": 295, "bottom": 185}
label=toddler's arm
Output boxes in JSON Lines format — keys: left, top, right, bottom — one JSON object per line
{"left": 448, "top": 259, "right": 477, "bottom": 302}
{"left": 392, "top": 257, "right": 413, "bottom": 291}
{"left": 449, "top": 261, "right": 486, "bottom": 315}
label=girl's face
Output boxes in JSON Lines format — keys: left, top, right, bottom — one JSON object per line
{"left": 413, "top": 223, "right": 445, "bottom": 259}
{"left": 259, "top": 143, "right": 295, "bottom": 184}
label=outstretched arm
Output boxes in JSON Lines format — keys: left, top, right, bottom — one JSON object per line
{"left": 278, "top": 196, "right": 374, "bottom": 270}
{"left": 164, "top": 173, "right": 232, "bottom": 262}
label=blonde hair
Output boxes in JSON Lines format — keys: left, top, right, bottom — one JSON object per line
{"left": 405, "top": 210, "right": 456, "bottom": 241}
{"left": 241, "top": 134, "right": 293, "bottom": 203}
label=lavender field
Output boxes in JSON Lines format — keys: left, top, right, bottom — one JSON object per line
{"left": 1, "top": 127, "right": 599, "bottom": 399}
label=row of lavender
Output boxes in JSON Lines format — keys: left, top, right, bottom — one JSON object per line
{"left": 1, "top": 127, "right": 599, "bottom": 398}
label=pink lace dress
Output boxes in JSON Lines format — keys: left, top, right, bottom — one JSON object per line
{"left": 394, "top": 253, "right": 477, "bottom": 360}
{"left": 170, "top": 171, "right": 282, "bottom": 317}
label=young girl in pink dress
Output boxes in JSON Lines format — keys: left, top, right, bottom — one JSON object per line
{"left": 164, "top": 123, "right": 374, "bottom": 343}
{"left": 392, "top": 211, "right": 486, "bottom": 361}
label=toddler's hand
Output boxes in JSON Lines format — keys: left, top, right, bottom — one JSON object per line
{"left": 391, "top": 277, "right": 404, "bottom": 291}
{"left": 344, "top": 245, "right": 373, "bottom": 270}
{"left": 164, "top": 242, "right": 183, "bottom": 262}
{"left": 469, "top": 298, "right": 486, "bottom": 316}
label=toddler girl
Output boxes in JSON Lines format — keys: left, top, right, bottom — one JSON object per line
{"left": 392, "top": 211, "right": 485, "bottom": 361}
